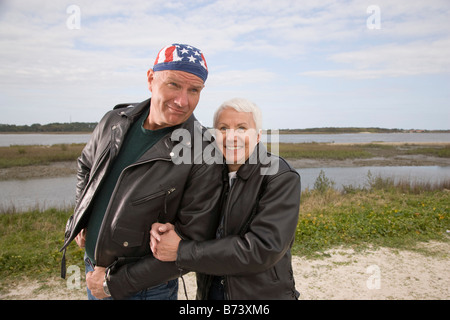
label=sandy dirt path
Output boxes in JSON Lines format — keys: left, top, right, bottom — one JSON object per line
{"left": 1, "top": 241, "right": 448, "bottom": 300}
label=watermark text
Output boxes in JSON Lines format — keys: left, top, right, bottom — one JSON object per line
{"left": 367, "top": 5, "right": 381, "bottom": 30}
{"left": 66, "top": 5, "right": 81, "bottom": 30}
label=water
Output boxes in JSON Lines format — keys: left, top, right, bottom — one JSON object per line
{"left": 1, "top": 166, "right": 449, "bottom": 212}
{"left": 0, "top": 132, "right": 449, "bottom": 212}
{"left": 1, "top": 132, "right": 449, "bottom": 146}
{"left": 0, "top": 133, "right": 92, "bottom": 146}
{"left": 297, "top": 166, "right": 450, "bottom": 190}
{"left": 0, "top": 176, "right": 77, "bottom": 212}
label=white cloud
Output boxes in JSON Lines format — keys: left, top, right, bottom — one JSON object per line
{"left": 301, "top": 39, "right": 450, "bottom": 79}
{"left": 0, "top": 0, "right": 449, "bottom": 128}
{"left": 298, "top": 0, "right": 450, "bottom": 79}
{"left": 208, "top": 69, "right": 278, "bottom": 87}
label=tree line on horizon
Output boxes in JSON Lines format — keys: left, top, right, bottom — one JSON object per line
{"left": 0, "top": 123, "right": 447, "bottom": 133}
{"left": 278, "top": 127, "right": 429, "bottom": 134}
{"left": 0, "top": 122, "right": 97, "bottom": 133}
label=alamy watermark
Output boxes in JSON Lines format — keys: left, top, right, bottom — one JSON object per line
{"left": 367, "top": 5, "right": 381, "bottom": 30}
{"left": 66, "top": 265, "right": 81, "bottom": 290}
{"left": 169, "top": 123, "right": 280, "bottom": 176}
{"left": 366, "top": 264, "right": 381, "bottom": 290}
{"left": 66, "top": 5, "right": 81, "bottom": 30}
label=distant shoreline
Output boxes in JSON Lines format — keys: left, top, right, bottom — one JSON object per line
{"left": 1, "top": 130, "right": 450, "bottom": 134}
{"left": 287, "top": 154, "right": 450, "bottom": 169}
{"left": 0, "top": 161, "right": 77, "bottom": 181}
{"left": 1, "top": 155, "right": 450, "bottom": 181}
{"left": 1, "top": 125, "right": 449, "bottom": 135}
{"left": 1, "top": 140, "right": 449, "bottom": 180}
{"left": 0, "top": 131, "right": 91, "bottom": 135}
{"left": 276, "top": 129, "right": 450, "bottom": 134}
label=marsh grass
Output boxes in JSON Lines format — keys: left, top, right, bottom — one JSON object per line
{"left": 1, "top": 142, "right": 448, "bottom": 170}
{"left": 0, "top": 144, "right": 85, "bottom": 168}
{"left": 0, "top": 207, "right": 84, "bottom": 285}
{"left": 275, "top": 143, "right": 373, "bottom": 160}
{"left": 295, "top": 173, "right": 450, "bottom": 257}
{"left": 404, "top": 144, "right": 450, "bottom": 158}
{"left": 269, "top": 142, "right": 450, "bottom": 160}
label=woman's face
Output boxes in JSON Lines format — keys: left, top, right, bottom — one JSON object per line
{"left": 215, "top": 107, "right": 260, "bottom": 171}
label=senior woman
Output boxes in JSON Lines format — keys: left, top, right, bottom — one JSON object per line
{"left": 150, "top": 98, "right": 301, "bottom": 300}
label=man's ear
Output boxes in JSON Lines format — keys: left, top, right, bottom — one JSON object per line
{"left": 147, "top": 69, "right": 154, "bottom": 93}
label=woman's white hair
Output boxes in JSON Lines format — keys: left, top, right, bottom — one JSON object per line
{"left": 213, "top": 98, "right": 262, "bottom": 131}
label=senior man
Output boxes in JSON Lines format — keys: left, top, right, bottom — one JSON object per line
{"left": 60, "top": 44, "right": 222, "bottom": 300}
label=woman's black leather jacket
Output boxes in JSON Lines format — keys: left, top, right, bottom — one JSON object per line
{"left": 176, "top": 144, "right": 301, "bottom": 299}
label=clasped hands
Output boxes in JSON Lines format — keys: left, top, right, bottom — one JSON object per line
{"left": 150, "top": 222, "right": 181, "bottom": 262}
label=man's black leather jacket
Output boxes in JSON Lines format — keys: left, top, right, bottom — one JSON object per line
{"left": 60, "top": 98, "right": 222, "bottom": 299}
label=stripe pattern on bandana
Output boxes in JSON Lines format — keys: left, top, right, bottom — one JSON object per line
{"left": 153, "top": 43, "right": 208, "bottom": 83}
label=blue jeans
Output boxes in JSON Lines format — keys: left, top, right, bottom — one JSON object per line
{"left": 84, "top": 254, "right": 178, "bottom": 300}
{"left": 208, "top": 276, "right": 225, "bottom": 300}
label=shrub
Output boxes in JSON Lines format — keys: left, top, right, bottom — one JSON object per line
{"left": 313, "top": 170, "right": 336, "bottom": 193}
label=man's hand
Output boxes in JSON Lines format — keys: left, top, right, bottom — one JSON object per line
{"left": 75, "top": 229, "right": 86, "bottom": 248}
{"left": 150, "top": 222, "right": 174, "bottom": 253}
{"left": 150, "top": 222, "right": 180, "bottom": 262}
{"left": 150, "top": 222, "right": 174, "bottom": 240}
{"left": 86, "top": 266, "right": 110, "bottom": 299}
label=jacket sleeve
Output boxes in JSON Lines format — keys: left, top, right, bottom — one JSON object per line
{"left": 174, "top": 162, "right": 223, "bottom": 241}
{"left": 74, "top": 112, "right": 108, "bottom": 204}
{"left": 75, "top": 147, "right": 92, "bottom": 204}
{"left": 176, "top": 170, "right": 300, "bottom": 276}
{"left": 61, "top": 109, "right": 118, "bottom": 252}
{"left": 106, "top": 162, "right": 222, "bottom": 299}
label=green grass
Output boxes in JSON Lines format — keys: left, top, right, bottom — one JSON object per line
{"left": 0, "top": 144, "right": 85, "bottom": 168}
{"left": 275, "top": 143, "right": 373, "bottom": 160}
{"left": 1, "top": 142, "right": 448, "bottom": 170}
{"left": 294, "top": 175, "right": 450, "bottom": 257}
{"left": 268, "top": 142, "right": 450, "bottom": 160}
{"left": 405, "top": 144, "right": 450, "bottom": 158}
{"left": 0, "top": 208, "right": 84, "bottom": 283}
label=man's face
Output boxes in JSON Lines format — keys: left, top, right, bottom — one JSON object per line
{"left": 146, "top": 69, "right": 205, "bottom": 130}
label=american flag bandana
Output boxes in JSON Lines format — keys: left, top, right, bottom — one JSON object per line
{"left": 153, "top": 43, "right": 208, "bottom": 82}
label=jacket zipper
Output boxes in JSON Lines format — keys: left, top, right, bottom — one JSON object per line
{"left": 164, "top": 187, "right": 176, "bottom": 217}
{"left": 131, "top": 187, "right": 175, "bottom": 206}
{"left": 94, "top": 156, "right": 172, "bottom": 264}
{"left": 221, "top": 177, "right": 238, "bottom": 300}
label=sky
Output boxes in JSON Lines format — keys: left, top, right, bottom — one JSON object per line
{"left": 0, "top": 0, "right": 449, "bottom": 130}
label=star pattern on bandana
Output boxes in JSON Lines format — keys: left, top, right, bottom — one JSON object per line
{"left": 153, "top": 43, "right": 208, "bottom": 81}
{"left": 175, "top": 44, "right": 204, "bottom": 67}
